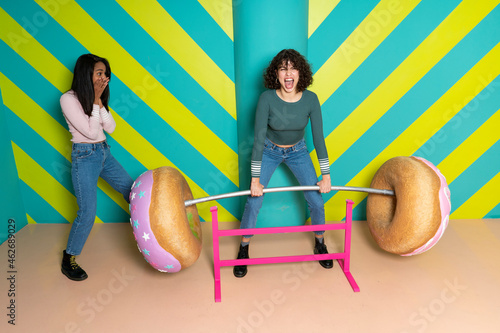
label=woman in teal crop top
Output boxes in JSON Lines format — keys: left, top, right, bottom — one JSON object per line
{"left": 234, "top": 49, "right": 333, "bottom": 278}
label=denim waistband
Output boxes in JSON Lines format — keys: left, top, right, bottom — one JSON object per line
{"left": 264, "top": 138, "right": 305, "bottom": 152}
{"left": 72, "top": 141, "right": 108, "bottom": 150}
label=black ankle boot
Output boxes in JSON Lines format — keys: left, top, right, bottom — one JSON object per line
{"left": 314, "top": 238, "right": 333, "bottom": 269}
{"left": 233, "top": 244, "right": 249, "bottom": 278}
{"left": 61, "top": 250, "right": 88, "bottom": 281}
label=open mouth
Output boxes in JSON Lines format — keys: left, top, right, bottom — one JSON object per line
{"left": 284, "top": 78, "right": 294, "bottom": 90}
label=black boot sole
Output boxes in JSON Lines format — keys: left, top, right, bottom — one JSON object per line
{"left": 314, "top": 249, "right": 334, "bottom": 269}
{"left": 61, "top": 267, "right": 88, "bottom": 281}
{"left": 318, "top": 260, "right": 334, "bottom": 269}
{"left": 233, "top": 266, "right": 247, "bottom": 278}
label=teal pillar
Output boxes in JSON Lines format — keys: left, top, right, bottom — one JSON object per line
{"left": 233, "top": 0, "right": 309, "bottom": 227}
{"left": 0, "top": 92, "right": 27, "bottom": 244}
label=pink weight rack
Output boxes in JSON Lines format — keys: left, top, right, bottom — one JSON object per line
{"left": 211, "top": 199, "right": 360, "bottom": 302}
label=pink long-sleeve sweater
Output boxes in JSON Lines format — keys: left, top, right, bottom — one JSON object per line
{"left": 60, "top": 91, "right": 116, "bottom": 143}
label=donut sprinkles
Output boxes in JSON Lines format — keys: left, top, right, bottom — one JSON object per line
{"left": 130, "top": 170, "right": 182, "bottom": 272}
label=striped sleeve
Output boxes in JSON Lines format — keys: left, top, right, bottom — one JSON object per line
{"left": 251, "top": 160, "right": 262, "bottom": 178}
{"left": 318, "top": 158, "right": 330, "bottom": 175}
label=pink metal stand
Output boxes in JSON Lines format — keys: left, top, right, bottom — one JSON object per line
{"left": 211, "top": 200, "right": 360, "bottom": 302}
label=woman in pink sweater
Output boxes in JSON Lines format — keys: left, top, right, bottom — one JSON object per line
{"left": 60, "top": 54, "right": 133, "bottom": 281}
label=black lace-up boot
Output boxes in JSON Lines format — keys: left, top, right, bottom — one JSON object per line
{"left": 314, "top": 238, "right": 333, "bottom": 269}
{"left": 233, "top": 244, "right": 249, "bottom": 278}
{"left": 61, "top": 250, "right": 88, "bottom": 281}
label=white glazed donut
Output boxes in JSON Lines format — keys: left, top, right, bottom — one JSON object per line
{"left": 366, "top": 156, "right": 451, "bottom": 256}
{"left": 129, "top": 167, "right": 202, "bottom": 272}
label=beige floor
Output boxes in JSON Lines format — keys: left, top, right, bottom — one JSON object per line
{"left": 1, "top": 218, "right": 499, "bottom": 333}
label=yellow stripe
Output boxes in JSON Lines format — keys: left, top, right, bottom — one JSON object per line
{"left": 110, "top": 111, "right": 237, "bottom": 222}
{"left": 27, "top": 214, "right": 36, "bottom": 224}
{"left": 439, "top": 109, "right": 500, "bottom": 184}
{"left": 0, "top": 72, "right": 128, "bottom": 212}
{"left": 33, "top": 0, "right": 238, "bottom": 186}
{"left": 0, "top": 72, "right": 236, "bottom": 222}
{"left": 316, "top": 0, "right": 497, "bottom": 177}
{"left": 308, "top": 0, "right": 341, "bottom": 37}
{"left": 116, "top": 0, "right": 236, "bottom": 119}
{"left": 0, "top": 72, "right": 72, "bottom": 154}
{"left": 0, "top": 8, "right": 73, "bottom": 91}
{"left": 0, "top": 10, "right": 131, "bottom": 212}
{"left": 451, "top": 170, "right": 500, "bottom": 219}
{"left": 198, "top": 0, "right": 233, "bottom": 41}
{"left": 311, "top": 0, "right": 420, "bottom": 104}
{"left": 323, "top": 39, "right": 500, "bottom": 221}
{"left": 11, "top": 142, "right": 105, "bottom": 223}
{"left": 0, "top": 8, "right": 236, "bottom": 222}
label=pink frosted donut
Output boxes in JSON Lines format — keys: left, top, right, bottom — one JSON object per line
{"left": 129, "top": 167, "right": 202, "bottom": 272}
{"left": 366, "top": 156, "right": 451, "bottom": 256}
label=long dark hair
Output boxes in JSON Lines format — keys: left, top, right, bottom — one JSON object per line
{"left": 263, "top": 49, "right": 313, "bottom": 92}
{"left": 70, "top": 54, "right": 111, "bottom": 116}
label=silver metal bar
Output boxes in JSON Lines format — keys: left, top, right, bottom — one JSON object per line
{"left": 184, "top": 186, "right": 394, "bottom": 207}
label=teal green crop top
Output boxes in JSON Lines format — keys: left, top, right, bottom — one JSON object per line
{"left": 250, "top": 89, "right": 330, "bottom": 178}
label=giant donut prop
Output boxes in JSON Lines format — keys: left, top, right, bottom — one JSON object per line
{"left": 129, "top": 166, "right": 202, "bottom": 272}
{"left": 366, "top": 156, "right": 451, "bottom": 256}
{"left": 129, "top": 157, "right": 449, "bottom": 272}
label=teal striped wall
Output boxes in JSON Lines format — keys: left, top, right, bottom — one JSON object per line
{"left": 0, "top": 0, "right": 499, "bottom": 245}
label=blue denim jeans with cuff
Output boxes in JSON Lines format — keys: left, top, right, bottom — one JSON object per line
{"left": 240, "top": 138, "right": 326, "bottom": 238}
{"left": 66, "top": 141, "right": 133, "bottom": 255}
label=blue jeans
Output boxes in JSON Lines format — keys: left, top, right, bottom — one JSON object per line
{"left": 240, "top": 138, "right": 325, "bottom": 238}
{"left": 66, "top": 141, "right": 133, "bottom": 255}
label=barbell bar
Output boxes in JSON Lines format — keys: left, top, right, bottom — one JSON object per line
{"left": 184, "top": 186, "right": 395, "bottom": 207}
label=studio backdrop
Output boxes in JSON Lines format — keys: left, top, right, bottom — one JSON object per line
{"left": 1, "top": 0, "right": 499, "bottom": 244}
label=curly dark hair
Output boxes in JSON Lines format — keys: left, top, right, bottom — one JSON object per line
{"left": 263, "top": 49, "right": 313, "bottom": 92}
